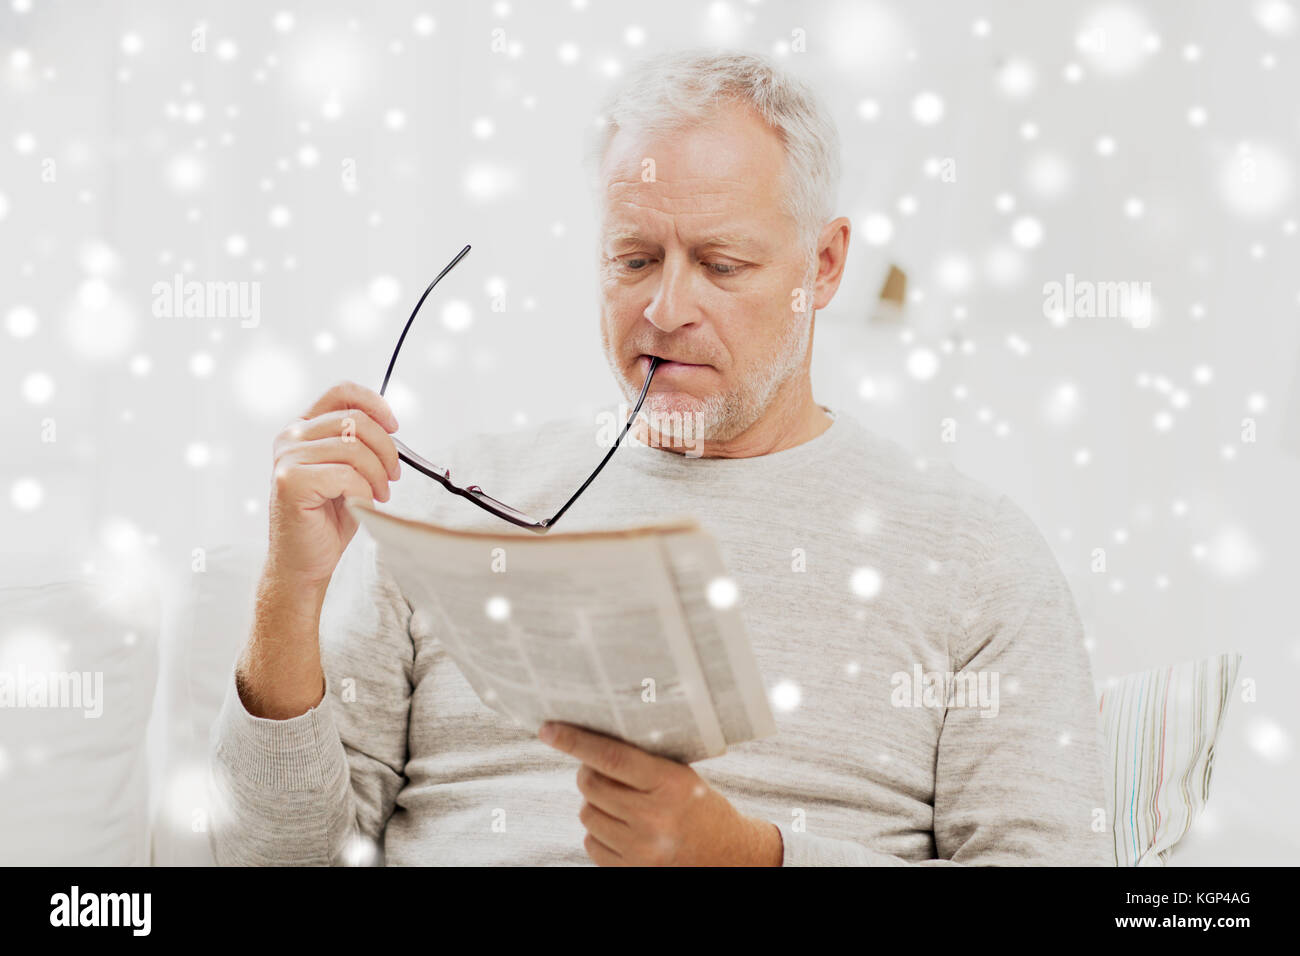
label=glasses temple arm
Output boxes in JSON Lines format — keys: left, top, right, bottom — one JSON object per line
{"left": 379, "top": 243, "right": 472, "bottom": 397}
{"left": 543, "top": 356, "right": 661, "bottom": 530}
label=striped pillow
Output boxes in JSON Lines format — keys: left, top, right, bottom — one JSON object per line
{"left": 1098, "top": 653, "right": 1242, "bottom": 866}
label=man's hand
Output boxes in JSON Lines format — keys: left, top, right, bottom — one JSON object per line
{"left": 538, "top": 721, "right": 783, "bottom": 866}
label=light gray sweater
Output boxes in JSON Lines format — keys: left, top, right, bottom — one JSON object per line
{"left": 209, "top": 405, "right": 1113, "bottom": 866}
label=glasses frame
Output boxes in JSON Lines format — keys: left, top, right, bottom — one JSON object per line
{"left": 378, "top": 244, "right": 660, "bottom": 534}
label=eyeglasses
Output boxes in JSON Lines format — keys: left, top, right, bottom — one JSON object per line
{"left": 379, "top": 244, "right": 660, "bottom": 534}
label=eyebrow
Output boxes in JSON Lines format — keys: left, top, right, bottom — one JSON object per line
{"left": 603, "top": 231, "right": 762, "bottom": 253}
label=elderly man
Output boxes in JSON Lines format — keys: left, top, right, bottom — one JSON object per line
{"left": 210, "top": 51, "right": 1112, "bottom": 866}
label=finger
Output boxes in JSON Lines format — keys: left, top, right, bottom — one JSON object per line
{"left": 280, "top": 437, "right": 392, "bottom": 502}
{"left": 280, "top": 410, "right": 400, "bottom": 480}
{"left": 539, "top": 722, "right": 660, "bottom": 791}
{"left": 576, "top": 764, "right": 642, "bottom": 820}
{"left": 276, "top": 462, "right": 374, "bottom": 509}
{"left": 579, "top": 799, "right": 633, "bottom": 852}
{"left": 302, "top": 381, "right": 399, "bottom": 433}
{"left": 583, "top": 832, "right": 624, "bottom": 867}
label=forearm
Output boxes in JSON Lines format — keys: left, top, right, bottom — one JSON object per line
{"left": 236, "top": 563, "right": 330, "bottom": 719}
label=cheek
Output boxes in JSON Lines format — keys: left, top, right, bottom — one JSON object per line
{"left": 600, "top": 282, "right": 644, "bottom": 335}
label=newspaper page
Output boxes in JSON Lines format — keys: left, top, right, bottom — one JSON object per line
{"left": 348, "top": 501, "right": 777, "bottom": 762}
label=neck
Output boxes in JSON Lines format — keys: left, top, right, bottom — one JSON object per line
{"left": 635, "top": 373, "right": 832, "bottom": 459}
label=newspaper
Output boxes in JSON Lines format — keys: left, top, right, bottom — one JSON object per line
{"left": 347, "top": 501, "right": 777, "bottom": 763}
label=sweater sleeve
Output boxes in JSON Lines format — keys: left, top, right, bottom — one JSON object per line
{"left": 776, "top": 493, "right": 1112, "bottom": 867}
{"left": 208, "top": 528, "right": 414, "bottom": 866}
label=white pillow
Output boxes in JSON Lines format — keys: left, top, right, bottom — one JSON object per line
{"left": 1098, "top": 652, "right": 1242, "bottom": 866}
{"left": 0, "top": 574, "right": 158, "bottom": 865}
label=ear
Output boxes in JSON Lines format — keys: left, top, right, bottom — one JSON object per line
{"left": 812, "top": 217, "right": 852, "bottom": 311}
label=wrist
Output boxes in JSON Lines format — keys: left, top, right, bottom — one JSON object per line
{"left": 261, "top": 557, "right": 332, "bottom": 608}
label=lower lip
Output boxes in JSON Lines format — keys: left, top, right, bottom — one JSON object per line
{"left": 640, "top": 355, "right": 709, "bottom": 376}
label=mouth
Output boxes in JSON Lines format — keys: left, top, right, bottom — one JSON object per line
{"left": 638, "top": 353, "right": 712, "bottom": 376}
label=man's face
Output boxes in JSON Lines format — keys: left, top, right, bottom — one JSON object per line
{"left": 597, "top": 107, "right": 815, "bottom": 444}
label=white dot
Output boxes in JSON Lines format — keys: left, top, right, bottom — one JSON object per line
{"left": 1246, "top": 716, "right": 1290, "bottom": 763}
{"left": 11, "top": 478, "right": 43, "bottom": 511}
{"left": 911, "top": 91, "right": 945, "bottom": 125}
{"left": 906, "top": 347, "right": 939, "bottom": 381}
{"left": 770, "top": 680, "right": 802, "bottom": 712}
{"left": 996, "top": 58, "right": 1037, "bottom": 98}
{"left": 233, "top": 346, "right": 307, "bottom": 420}
{"left": 861, "top": 213, "right": 894, "bottom": 246}
{"left": 557, "top": 42, "right": 580, "bottom": 64}
{"left": 850, "top": 566, "right": 883, "bottom": 599}
{"left": 1011, "top": 216, "right": 1044, "bottom": 248}
{"left": 368, "top": 275, "right": 402, "bottom": 308}
{"left": 185, "top": 443, "right": 211, "bottom": 468}
{"left": 1095, "top": 136, "right": 1116, "bottom": 156}
{"left": 1247, "top": 392, "right": 1268, "bottom": 413}
{"left": 857, "top": 98, "right": 881, "bottom": 121}
{"left": 225, "top": 234, "right": 247, "bottom": 257}
{"left": 1254, "top": 0, "right": 1297, "bottom": 37}
{"left": 268, "top": 206, "right": 291, "bottom": 228}
{"left": 1074, "top": 447, "right": 1091, "bottom": 466}
{"left": 20, "top": 371, "right": 53, "bottom": 404}
{"left": 1124, "top": 197, "right": 1145, "bottom": 218}
{"left": 297, "top": 144, "right": 319, "bottom": 167}
{"left": 995, "top": 192, "right": 1016, "bottom": 213}
{"left": 314, "top": 331, "right": 336, "bottom": 353}
{"left": 934, "top": 254, "right": 973, "bottom": 294}
{"left": 472, "top": 116, "right": 494, "bottom": 139}
{"left": 441, "top": 299, "right": 473, "bottom": 332}
{"left": 273, "top": 11, "right": 295, "bottom": 33}
{"left": 624, "top": 25, "right": 645, "bottom": 46}
{"left": 413, "top": 14, "right": 436, "bottom": 36}
{"left": 485, "top": 596, "right": 510, "bottom": 621}
{"left": 6, "top": 305, "right": 38, "bottom": 338}
{"left": 385, "top": 109, "right": 407, "bottom": 131}
{"left": 120, "top": 33, "right": 143, "bottom": 56}
{"left": 14, "top": 131, "right": 36, "bottom": 154}
{"left": 166, "top": 153, "right": 205, "bottom": 191}
{"left": 1153, "top": 410, "right": 1173, "bottom": 431}
{"left": 707, "top": 576, "right": 738, "bottom": 609}
{"left": 1187, "top": 106, "right": 1208, "bottom": 127}
{"left": 216, "top": 39, "right": 238, "bottom": 61}
{"left": 189, "top": 352, "right": 214, "bottom": 377}
{"left": 1025, "top": 151, "right": 1073, "bottom": 200}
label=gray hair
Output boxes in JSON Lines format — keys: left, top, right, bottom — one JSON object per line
{"left": 587, "top": 50, "right": 841, "bottom": 261}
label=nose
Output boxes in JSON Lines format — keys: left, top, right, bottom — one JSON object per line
{"left": 643, "top": 252, "right": 699, "bottom": 335}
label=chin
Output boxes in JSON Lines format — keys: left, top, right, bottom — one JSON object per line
{"left": 641, "top": 391, "right": 731, "bottom": 442}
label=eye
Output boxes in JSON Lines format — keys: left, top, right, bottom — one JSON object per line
{"left": 624, "top": 257, "right": 652, "bottom": 272}
{"left": 705, "top": 261, "right": 743, "bottom": 276}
